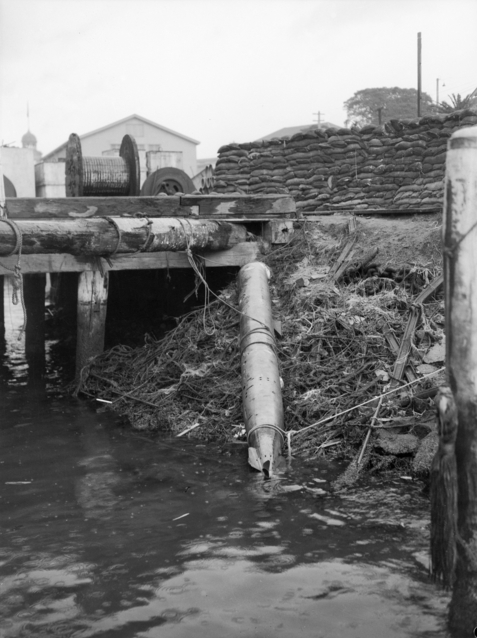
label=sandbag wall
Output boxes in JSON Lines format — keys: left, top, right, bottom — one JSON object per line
{"left": 213, "top": 109, "right": 477, "bottom": 213}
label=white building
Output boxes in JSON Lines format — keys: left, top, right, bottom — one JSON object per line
{"left": 1, "top": 146, "right": 36, "bottom": 197}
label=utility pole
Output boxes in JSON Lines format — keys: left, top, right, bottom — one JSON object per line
{"left": 436, "top": 78, "right": 440, "bottom": 105}
{"left": 376, "top": 106, "right": 384, "bottom": 125}
{"left": 313, "top": 111, "right": 324, "bottom": 126}
{"left": 417, "top": 32, "right": 422, "bottom": 117}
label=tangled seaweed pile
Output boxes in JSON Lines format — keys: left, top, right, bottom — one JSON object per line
{"left": 77, "top": 218, "right": 444, "bottom": 475}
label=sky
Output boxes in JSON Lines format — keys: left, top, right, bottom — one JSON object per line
{"left": 0, "top": 0, "right": 476, "bottom": 160}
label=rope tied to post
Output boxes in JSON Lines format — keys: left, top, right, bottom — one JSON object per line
{"left": 443, "top": 219, "right": 477, "bottom": 259}
{"left": 177, "top": 217, "right": 215, "bottom": 336}
{"left": 0, "top": 217, "right": 27, "bottom": 336}
{"left": 101, "top": 216, "right": 123, "bottom": 258}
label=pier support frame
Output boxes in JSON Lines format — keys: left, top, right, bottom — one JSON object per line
{"left": 76, "top": 271, "right": 109, "bottom": 378}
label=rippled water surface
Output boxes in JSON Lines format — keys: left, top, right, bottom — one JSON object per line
{"left": 0, "top": 293, "right": 450, "bottom": 637}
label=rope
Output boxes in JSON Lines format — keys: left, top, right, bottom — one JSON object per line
{"left": 247, "top": 422, "right": 285, "bottom": 444}
{"left": 0, "top": 218, "right": 26, "bottom": 337}
{"left": 444, "top": 219, "right": 477, "bottom": 258}
{"left": 285, "top": 366, "right": 446, "bottom": 458}
{"left": 0, "top": 218, "right": 22, "bottom": 256}
{"left": 102, "top": 216, "right": 123, "bottom": 257}
{"left": 141, "top": 218, "right": 155, "bottom": 252}
{"left": 175, "top": 218, "right": 276, "bottom": 338}
{"left": 177, "top": 218, "right": 215, "bottom": 336}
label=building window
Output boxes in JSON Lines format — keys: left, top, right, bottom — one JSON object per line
{"left": 146, "top": 151, "right": 183, "bottom": 173}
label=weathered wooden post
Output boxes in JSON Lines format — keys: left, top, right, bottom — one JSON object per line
{"left": 437, "top": 125, "right": 477, "bottom": 635}
{"left": 0, "top": 154, "right": 5, "bottom": 342}
{"left": 76, "top": 271, "right": 109, "bottom": 379}
{"left": 23, "top": 273, "right": 46, "bottom": 380}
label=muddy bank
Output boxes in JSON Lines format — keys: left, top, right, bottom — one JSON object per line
{"left": 77, "top": 212, "right": 445, "bottom": 484}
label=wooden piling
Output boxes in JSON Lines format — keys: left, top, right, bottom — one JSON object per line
{"left": 442, "top": 126, "right": 477, "bottom": 634}
{"left": 23, "top": 274, "right": 46, "bottom": 379}
{"left": 0, "top": 276, "right": 4, "bottom": 344}
{"left": 76, "top": 271, "right": 109, "bottom": 379}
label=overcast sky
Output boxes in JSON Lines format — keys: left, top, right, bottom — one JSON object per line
{"left": 1, "top": 0, "right": 476, "bottom": 159}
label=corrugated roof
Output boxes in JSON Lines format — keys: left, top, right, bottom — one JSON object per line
{"left": 43, "top": 114, "right": 200, "bottom": 160}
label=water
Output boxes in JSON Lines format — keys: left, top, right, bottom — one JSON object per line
{"left": 0, "top": 288, "right": 450, "bottom": 637}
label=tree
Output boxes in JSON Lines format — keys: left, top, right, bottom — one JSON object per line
{"left": 436, "top": 90, "right": 477, "bottom": 113}
{"left": 344, "top": 87, "right": 435, "bottom": 127}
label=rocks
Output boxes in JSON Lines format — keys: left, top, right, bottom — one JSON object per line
{"left": 412, "top": 431, "right": 439, "bottom": 475}
{"left": 213, "top": 110, "right": 477, "bottom": 212}
{"left": 376, "top": 430, "right": 420, "bottom": 455}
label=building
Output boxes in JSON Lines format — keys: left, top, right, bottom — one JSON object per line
{"left": 257, "top": 122, "right": 340, "bottom": 141}
{"left": 41, "top": 114, "right": 200, "bottom": 194}
{"left": 21, "top": 128, "right": 42, "bottom": 164}
{"left": 1, "top": 146, "right": 36, "bottom": 197}
{"left": 1, "top": 118, "right": 42, "bottom": 198}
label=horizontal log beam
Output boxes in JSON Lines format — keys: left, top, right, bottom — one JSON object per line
{"left": 5, "top": 194, "right": 296, "bottom": 220}
{"left": 0, "top": 217, "right": 247, "bottom": 256}
{"left": 0, "top": 243, "right": 261, "bottom": 274}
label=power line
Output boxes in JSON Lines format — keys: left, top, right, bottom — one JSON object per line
{"left": 312, "top": 111, "right": 325, "bottom": 126}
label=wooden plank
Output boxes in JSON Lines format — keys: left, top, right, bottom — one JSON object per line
{"left": 0, "top": 243, "right": 261, "bottom": 274}
{"left": 352, "top": 208, "right": 440, "bottom": 216}
{"left": 391, "top": 274, "right": 443, "bottom": 386}
{"left": 328, "top": 217, "right": 357, "bottom": 281}
{"left": 5, "top": 196, "right": 193, "bottom": 219}
{"left": 5, "top": 194, "right": 296, "bottom": 220}
{"left": 76, "top": 270, "right": 109, "bottom": 378}
{"left": 303, "top": 209, "right": 440, "bottom": 219}
{"left": 382, "top": 324, "right": 417, "bottom": 383}
{"left": 182, "top": 194, "right": 296, "bottom": 218}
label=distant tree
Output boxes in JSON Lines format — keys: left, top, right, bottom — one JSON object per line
{"left": 436, "top": 90, "right": 477, "bottom": 113}
{"left": 344, "top": 87, "right": 435, "bottom": 127}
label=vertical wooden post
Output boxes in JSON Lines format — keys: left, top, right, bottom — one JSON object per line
{"left": 23, "top": 273, "right": 46, "bottom": 381}
{"left": 0, "top": 276, "right": 4, "bottom": 346}
{"left": 444, "top": 126, "right": 477, "bottom": 635}
{"left": 0, "top": 151, "right": 5, "bottom": 344}
{"left": 76, "top": 270, "right": 109, "bottom": 379}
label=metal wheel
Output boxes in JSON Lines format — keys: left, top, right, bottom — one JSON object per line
{"left": 140, "top": 167, "right": 195, "bottom": 196}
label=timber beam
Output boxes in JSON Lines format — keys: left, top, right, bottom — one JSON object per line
{"left": 0, "top": 217, "right": 249, "bottom": 256}
{"left": 4, "top": 194, "right": 297, "bottom": 220}
{"left": 0, "top": 244, "right": 261, "bottom": 274}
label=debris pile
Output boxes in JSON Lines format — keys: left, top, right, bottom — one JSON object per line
{"left": 77, "top": 215, "right": 445, "bottom": 480}
{"left": 213, "top": 109, "right": 477, "bottom": 213}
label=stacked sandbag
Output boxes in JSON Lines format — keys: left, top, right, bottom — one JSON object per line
{"left": 213, "top": 109, "right": 477, "bottom": 212}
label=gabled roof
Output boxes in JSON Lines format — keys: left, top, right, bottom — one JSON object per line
{"left": 43, "top": 114, "right": 200, "bottom": 160}
{"left": 257, "top": 122, "right": 340, "bottom": 141}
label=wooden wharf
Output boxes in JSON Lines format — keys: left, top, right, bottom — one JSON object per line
{"left": 0, "top": 193, "right": 297, "bottom": 377}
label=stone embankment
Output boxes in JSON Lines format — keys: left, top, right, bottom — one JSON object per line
{"left": 213, "top": 109, "right": 477, "bottom": 213}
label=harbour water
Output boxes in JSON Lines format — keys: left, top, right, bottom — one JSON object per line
{"left": 0, "top": 285, "right": 450, "bottom": 637}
